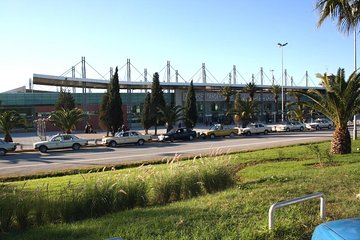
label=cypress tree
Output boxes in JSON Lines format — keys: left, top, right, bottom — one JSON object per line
{"left": 99, "top": 91, "right": 110, "bottom": 136}
{"left": 108, "top": 67, "right": 123, "bottom": 135}
{"left": 99, "top": 67, "right": 123, "bottom": 136}
{"left": 141, "top": 92, "right": 152, "bottom": 134}
{"left": 150, "top": 72, "right": 165, "bottom": 135}
{"left": 184, "top": 80, "right": 197, "bottom": 128}
{"left": 55, "top": 89, "right": 75, "bottom": 110}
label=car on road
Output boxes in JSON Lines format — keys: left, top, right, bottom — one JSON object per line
{"left": 0, "top": 139, "right": 17, "bottom": 156}
{"left": 275, "top": 121, "right": 305, "bottom": 132}
{"left": 306, "top": 118, "right": 333, "bottom": 130}
{"left": 102, "top": 131, "right": 152, "bottom": 147}
{"left": 238, "top": 123, "right": 271, "bottom": 135}
{"left": 33, "top": 134, "right": 88, "bottom": 153}
{"left": 200, "top": 124, "right": 238, "bottom": 139}
{"left": 158, "top": 128, "right": 197, "bottom": 142}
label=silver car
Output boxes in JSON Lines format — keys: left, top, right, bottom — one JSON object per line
{"left": 0, "top": 139, "right": 17, "bottom": 156}
{"left": 33, "top": 134, "right": 88, "bottom": 153}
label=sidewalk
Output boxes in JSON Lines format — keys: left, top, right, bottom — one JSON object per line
{"left": 3, "top": 124, "right": 219, "bottom": 151}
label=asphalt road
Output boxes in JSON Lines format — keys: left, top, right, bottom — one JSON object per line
{"left": 0, "top": 130, "right": 333, "bottom": 177}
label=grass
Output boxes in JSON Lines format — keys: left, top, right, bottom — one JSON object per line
{"left": 1, "top": 140, "right": 360, "bottom": 239}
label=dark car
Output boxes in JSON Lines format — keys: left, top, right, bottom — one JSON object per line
{"left": 158, "top": 128, "right": 197, "bottom": 142}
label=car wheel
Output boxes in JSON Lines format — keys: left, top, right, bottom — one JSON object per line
{"left": 210, "top": 134, "right": 215, "bottom": 139}
{"left": 39, "top": 145, "right": 48, "bottom": 153}
{"left": 246, "top": 131, "right": 251, "bottom": 136}
{"left": 137, "top": 139, "right": 145, "bottom": 145}
{"left": 109, "top": 141, "right": 117, "bottom": 147}
{"left": 286, "top": 128, "right": 290, "bottom": 132}
{"left": 72, "top": 143, "right": 81, "bottom": 150}
{"left": 189, "top": 135, "right": 194, "bottom": 141}
{"left": 230, "top": 132, "right": 235, "bottom": 137}
{"left": 170, "top": 137, "right": 174, "bottom": 142}
{"left": 0, "top": 148, "right": 6, "bottom": 156}
{"left": 264, "top": 130, "right": 269, "bottom": 135}
{"left": 201, "top": 134, "right": 206, "bottom": 139}
{"left": 316, "top": 126, "right": 320, "bottom": 131}
{"left": 328, "top": 125, "right": 331, "bottom": 129}
{"left": 300, "top": 127, "right": 304, "bottom": 131}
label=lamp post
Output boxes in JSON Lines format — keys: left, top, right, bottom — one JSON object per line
{"left": 277, "top": 42, "right": 288, "bottom": 122}
{"left": 353, "top": 5, "right": 358, "bottom": 140}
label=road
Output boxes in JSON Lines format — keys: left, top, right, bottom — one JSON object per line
{"left": 0, "top": 130, "right": 333, "bottom": 177}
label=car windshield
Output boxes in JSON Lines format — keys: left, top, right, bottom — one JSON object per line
{"left": 167, "top": 129, "right": 177, "bottom": 134}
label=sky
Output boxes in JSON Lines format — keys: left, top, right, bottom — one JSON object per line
{"left": 0, "top": 0, "right": 357, "bottom": 92}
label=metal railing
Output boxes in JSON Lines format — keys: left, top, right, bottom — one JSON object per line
{"left": 268, "top": 192, "right": 326, "bottom": 230}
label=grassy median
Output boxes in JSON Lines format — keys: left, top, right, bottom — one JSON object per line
{"left": 1, "top": 140, "right": 360, "bottom": 239}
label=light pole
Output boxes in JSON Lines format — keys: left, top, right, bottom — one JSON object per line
{"left": 277, "top": 42, "right": 288, "bottom": 122}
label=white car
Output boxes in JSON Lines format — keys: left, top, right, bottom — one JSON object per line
{"left": 102, "top": 131, "right": 152, "bottom": 147}
{"left": 0, "top": 139, "right": 17, "bottom": 156}
{"left": 33, "top": 134, "right": 88, "bottom": 153}
{"left": 306, "top": 119, "right": 333, "bottom": 130}
{"left": 276, "top": 121, "right": 305, "bottom": 132}
{"left": 238, "top": 123, "right": 271, "bottom": 135}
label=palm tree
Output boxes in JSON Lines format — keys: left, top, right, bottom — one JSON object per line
{"left": 220, "top": 85, "right": 235, "bottom": 114}
{"left": 220, "top": 85, "right": 235, "bottom": 124}
{"left": 158, "top": 105, "right": 184, "bottom": 133}
{"left": 270, "top": 85, "right": 281, "bottom": 122}
{"left": 244, "top": 82, "right": 257, "bottom": 101}
{"left": 316, "top": 0, "right": 359, "bottom": 34}
{"left": 0, "top": 111, "right": 23, "bottom": 142}
{"left": 233, "top": 92, "right": 257, "bottom": 128}
{"left": 298, "top": 68, "right": 360, "bottom": 154}
{"left": 288, "top": 103, "right": 307, "bottom": 122}
{"left": 49, "top": 108, "right": 86, "bottom": 134}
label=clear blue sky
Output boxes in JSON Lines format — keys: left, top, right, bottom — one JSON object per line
{"left": 0, "top": 0, "right": 356, "bottom": 92}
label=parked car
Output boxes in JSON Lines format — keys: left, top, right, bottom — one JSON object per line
{"left": 158, "top": 128, "right": 197, "bottom": 142}
{"left": 238, "top": 123, "right": 271, "bottom": 135}
{"left": 200, "top": 124, "right": 238, "bottom": 139}
{"left": 306, "top": 118, "right": 333, "bottom": 130}
{"left": 275, "top": 121, "right": 305, "bottom": 132}
{"left": 102, "top": 131, "right": 151, "bottom": 147}
{"left": 33, "top": 134, "right": 88, "bottom": 153}
{"left": 0, "top": 139, "right": 17, "bottom": 156}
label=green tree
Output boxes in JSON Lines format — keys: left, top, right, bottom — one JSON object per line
{"left": 316, "top": 0, "right": 359, "bottom": 34}
{"left": 55, "top": 89, "right": 76, "bottom": 111}
{"left": 271, "top": 85, "right": 281, "bottom": 122}
{"left": 106, "top": 67, "right": 123, "bottom": 136}
{"left": 99, "top": 91, "right": 111, "bottom": 136}
{"left": 141, "top": 93, "right": 152, "bottom": 135}
{"left": 158, "top": 105, "right": 184, "bottom": 132}
{"left": 220, "top": 85, "right": 235, "bottom": 124}
{"left": 184, "top": 80, "right": 198, "bottom": 128}
{"left": 49, "top": 108, "right": 86, "bottom": 134}
{"left": 232, "top": 92, "right": 257, "bottom": 128}
{"left": 150, "top": 72, "right": 165, "bottom": 135}
{"left": 288, "top": 103, "right": 307, "bottom": 122}
{"left": 298, "top": 68, "right": 360, "bottom": 154}
{"left": 244, "top": 82, "right": 257, "bottom": 101}
{"left": 0, "top": 111, "right": 23, "bottom": 142}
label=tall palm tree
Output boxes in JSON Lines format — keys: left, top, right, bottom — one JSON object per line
{"left": 244, "top": 82, "right": 257, "bottom": 101}
{"left": 316, "top": 0, "right": 359, "bottom": 34}
{"left": 298, "top": 68, "right": 360, "bottom": 154}
{"left": 220, "top": 85, "right": 235, "bottom": 124}
{"left": 49, "top": 108, "right": 86, "bottom": 134}
{"left": 288, "top": 103, "right": 308, "bottom": 122}
{"left": 0, "top": 111, "right": 23, "bottom": 142}
{"left": 233, "top": 92, "right": 257, "bottom": 128}
{"left": 158, "top": 105, "right": 184, "bottom": 133}
{"left": 270, "top": 85, "right": 281, "bottom": 122}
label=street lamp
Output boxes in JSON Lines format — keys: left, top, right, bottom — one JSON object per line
{"left": 277, "top": 42, "right": 288, "bottom": 122}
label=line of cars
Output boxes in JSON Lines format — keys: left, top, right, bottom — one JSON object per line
{"left": 0, "top": 118, "right": 334, "bottom": 155}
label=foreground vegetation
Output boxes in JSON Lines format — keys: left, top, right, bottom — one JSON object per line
{"left": 2, "top": 140, "right": 360, "bottom": 239}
